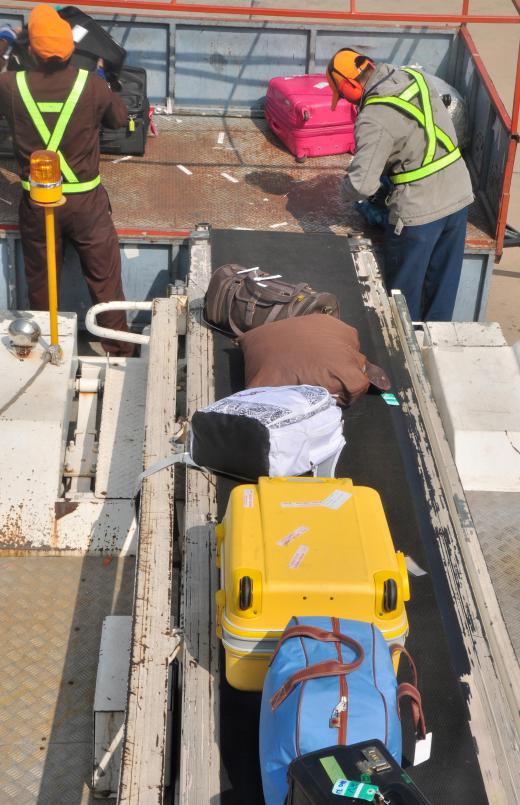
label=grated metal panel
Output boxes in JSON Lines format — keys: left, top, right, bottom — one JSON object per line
{"left": 466, "top": 491, "right": 520, "bottom": 662}
{"left": 0, "top": 555, "right": 134, "bottom": 804}
{"left": 0, "top": 117, "right": 494, "bottom": 245}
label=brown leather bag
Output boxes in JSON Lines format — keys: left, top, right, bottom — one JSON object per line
{"left": 239, "top": 314, "right": 391, "bottom": 407}
{"left": 204, "top": 264, "right": 339, "bottom": 336}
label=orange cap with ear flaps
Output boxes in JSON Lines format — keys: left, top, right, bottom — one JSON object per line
{"left": 326, "top": 48, "right": 375, "bottom": 110}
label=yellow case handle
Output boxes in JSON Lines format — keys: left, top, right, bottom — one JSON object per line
{"left": 374, "top": 570, "right": 404, "bottom": 620}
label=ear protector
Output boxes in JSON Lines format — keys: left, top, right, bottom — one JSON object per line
{"left": 327, "top": 49, "right": 375, "bottom": 106}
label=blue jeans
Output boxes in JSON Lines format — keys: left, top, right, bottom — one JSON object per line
{"left": 383, "top": 206, "right": 469, "bottom": 321}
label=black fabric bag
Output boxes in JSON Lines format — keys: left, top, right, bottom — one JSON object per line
{"left": 100, "top": 67, "right": 150, "bottom": 156}
{"left": 0, "top": 66, "right": 150, "bottom": 159}
{"left": 286, "top": 740, "right": 432, "bottom": 804}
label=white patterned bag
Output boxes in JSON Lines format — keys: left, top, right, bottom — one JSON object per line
{"left": 190, "top": 385, "right": 345, "bottom": 480}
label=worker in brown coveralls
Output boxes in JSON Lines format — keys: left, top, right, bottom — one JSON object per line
{"left": 0, "top": 6, "right": 133, "bottom": 356}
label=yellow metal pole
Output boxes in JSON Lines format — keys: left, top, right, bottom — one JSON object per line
{"left": 44, "top": 205, "right": 59, "bottom": 347}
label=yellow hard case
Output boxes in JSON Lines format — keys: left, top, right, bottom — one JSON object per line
{"left": 216, "top": 477, "right": 410, "bottom": 691}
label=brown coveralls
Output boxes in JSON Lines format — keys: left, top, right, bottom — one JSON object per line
{"left": 0, "top": 55, "right": 134, "bottom": 356}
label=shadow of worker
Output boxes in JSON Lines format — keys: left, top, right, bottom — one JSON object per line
{"left": 244, "top": 170, "right": 356, "bottom": 235}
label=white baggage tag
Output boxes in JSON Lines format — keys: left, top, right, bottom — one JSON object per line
{"left": 413, "top": 732, "right": 432, "bottom": 766}
{"left": 288, "top": 544, "right": 309, "bottom": 569}
{"left": 280, "top": 490, "right": 351, "bottom": 510}
{"left": 72, "top": 24, "right": 89, "bottom": 43}
{"left": 405, "top": 555, "right": 428, "bottom": 577}
{"left": 277, "top": 525, "right": 309, "bottom": 547}
{"left": 321, "top": 490, "right": 351, "bottom": 510}
{"left": 242, "top": 489, "right": 254, "bottom": 508}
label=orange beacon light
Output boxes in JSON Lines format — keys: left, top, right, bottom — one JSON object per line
{"left": 29, "top": 149, "right": 63, "bottom": 205}
{"left": 29, "top": 150, "right": 65, "bottom": 363}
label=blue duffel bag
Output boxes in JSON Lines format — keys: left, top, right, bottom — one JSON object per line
{"left": 259, "top": 616, "right": 426, "bottom": 805}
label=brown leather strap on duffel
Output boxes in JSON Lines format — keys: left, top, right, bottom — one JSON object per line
{"left": 397, "top": 681, "right": 427, "bottom": 740}
{"left": 269, "top": 624, "right": 365, "bottom": 668}
{"left": 271, "top": 659, "right": 357, "bottom": 711}
{"left": 390, "top": 643, "right": 418, "bottom": 688}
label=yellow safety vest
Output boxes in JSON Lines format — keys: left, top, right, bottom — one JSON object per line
{"left": 363, "top": 67, "right": 462, "bottom": 185}
{"left": 16, "top": 69, "right": 101, "bottom": 194}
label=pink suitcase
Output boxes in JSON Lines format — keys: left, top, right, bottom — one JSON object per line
{"left": 265, "top": 73, "right": 357, "bottom": 161}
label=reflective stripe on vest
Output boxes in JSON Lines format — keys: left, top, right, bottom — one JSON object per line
{"left": 16, "top": 69, "right": 101, "bottom": 193}
{"left": 20, "top": 175, "right": 101, "bottom": 194}
{"left": 363, "top": 67, "right": 461, "bottom": 185}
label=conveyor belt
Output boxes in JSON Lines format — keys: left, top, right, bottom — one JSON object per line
{"left": 210, "top": 229, "right": 487, "bottom": 805}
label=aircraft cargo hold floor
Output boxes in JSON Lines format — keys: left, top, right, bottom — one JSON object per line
{"left": 210, "top": 229, "right": 488, "bottom": 805}
{"left": 0, "top": 117, "right": 494, "bottom": 248}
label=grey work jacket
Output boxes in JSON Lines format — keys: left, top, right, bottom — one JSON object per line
{"left": 342, "top": 63, "right": 474, "bottom": 227}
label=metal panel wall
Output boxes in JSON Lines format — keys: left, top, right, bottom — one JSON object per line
{"left": 14, "top": 241, "right": 180, "bottom": 326}
{"left": 101, "top": 21, "right": 170, "bottom": 104}
{"left": 314, "top": 28, "right": 455, "bottom": 78}
{"left": 174, "top": 25, "right": 309, "bottom": 110}
{"left": 453, "top": 252, "right": 491, "bottom": 322}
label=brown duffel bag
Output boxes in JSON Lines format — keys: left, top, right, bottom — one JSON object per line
{"left": 239, "top": 314, "right": 391, "bottom": 407}
{"left": 204, "top": 264, "right": 340, "bottom": 336}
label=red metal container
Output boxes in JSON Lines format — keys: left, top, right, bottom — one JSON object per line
{"left": 265, "top": 73, "right": 357, "bottom": 161}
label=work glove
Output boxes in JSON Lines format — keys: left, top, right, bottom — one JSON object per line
{"left": 0, "top": 24, "right": 17, "bottom": 45}
{"left": 368, "top": 175, "right": 393, "bottom": 209}
{"left": 356, "top": 199, "right": 389, "bottom": 228}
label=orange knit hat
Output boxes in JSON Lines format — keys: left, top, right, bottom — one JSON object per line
{"left": 28, "top": 5, "right": 74, "bottom": 62}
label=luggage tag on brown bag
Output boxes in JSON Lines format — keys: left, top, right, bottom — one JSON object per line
{"left": 365, "top": 361, "right": 391, "bottom": 392}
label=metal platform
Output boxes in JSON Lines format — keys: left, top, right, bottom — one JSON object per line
{"left": 466, "top": 491, "right": 520, "bottom": 662}
{"left": 0, "top": 555, "right": 134, "bottom": 804}
{"left": 0, "top": 117, "right": 494, "bottom": 246}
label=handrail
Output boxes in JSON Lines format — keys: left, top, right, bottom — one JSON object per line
{"left": 2, "top": 0, "right": 520, "bottom": 24}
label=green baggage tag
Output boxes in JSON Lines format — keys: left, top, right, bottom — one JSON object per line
{"left": 320, "top": 755, "right": 347, "bottom": 784}
{"left": 332, "top": 778, "right": 380, "bottom": 800}
{"left": 381, "top": 392, "right": 400, "bottom": 406}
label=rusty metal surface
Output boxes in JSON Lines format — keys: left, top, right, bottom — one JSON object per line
{"left": 0, "top": 116, "right": 494, "bottom": 245}
{"left": 0, "top": 555, "right": 134, "bottom": 804}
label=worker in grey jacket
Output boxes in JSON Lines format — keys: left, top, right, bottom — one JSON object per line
{"left": 327, "top": 48, "right": 474, "bottom": 321}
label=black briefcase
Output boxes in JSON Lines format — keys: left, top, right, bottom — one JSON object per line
{"left": 7, "top": 8, "right": 126, "bottom": 78}
{"left": 100, "top": 67, "right": 150, "bottom": 157}
{"left": 58, "top": 6, "right": 126, "bottom": 75}
{"left": 286, "top": 741, "right": 432, "bottom": 805}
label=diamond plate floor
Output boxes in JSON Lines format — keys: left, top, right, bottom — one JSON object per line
{"left": 0, "top": 116, "right": 494, "bottom": 245}
{"left": 0, "top": 556, "right": 135, "bottom": 804}
{"left": 466, "top": 491, "right": 520, "bottom": 662}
